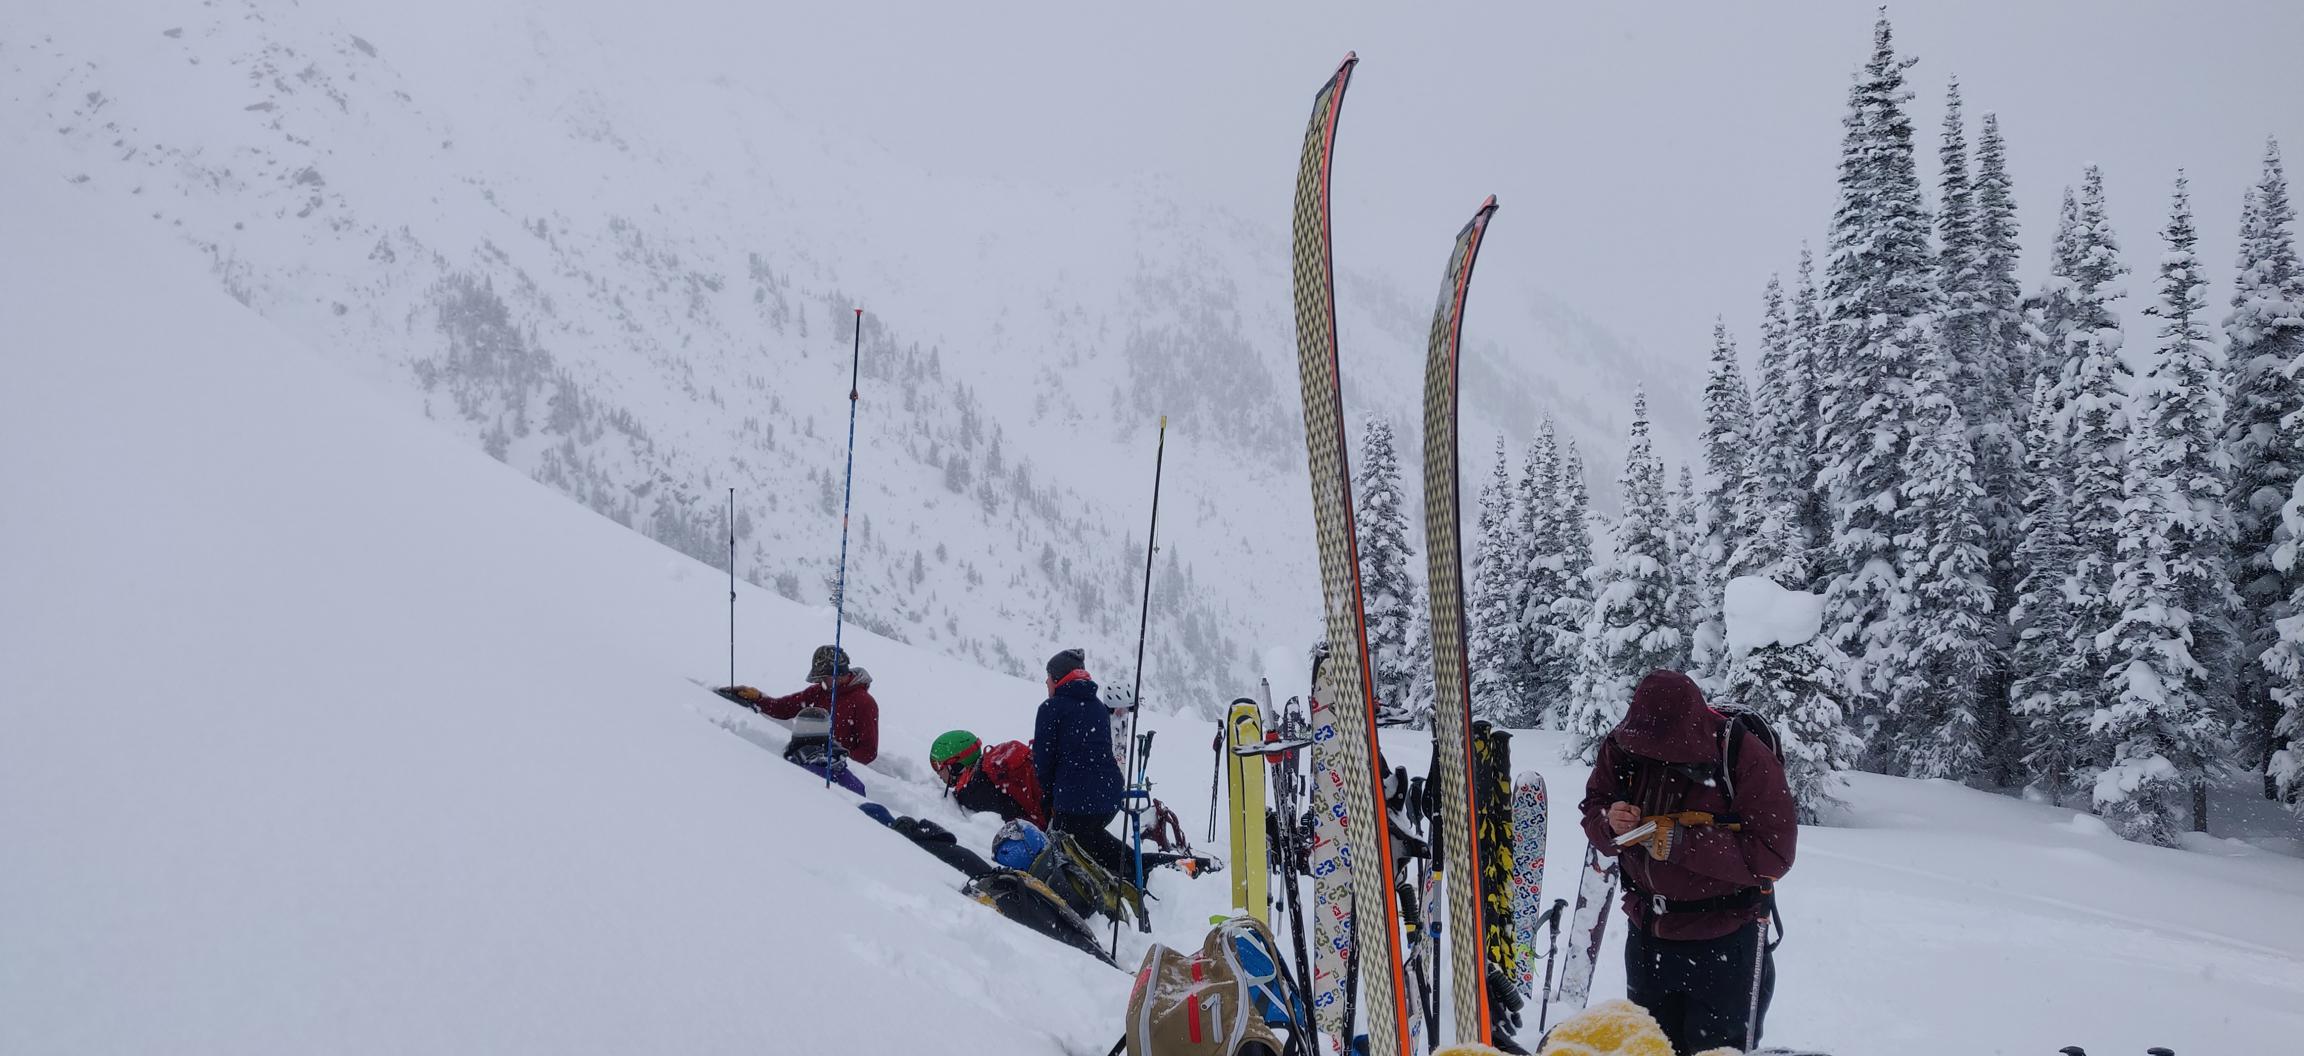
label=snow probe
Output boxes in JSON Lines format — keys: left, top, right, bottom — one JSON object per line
{"left": 821, "top": 308, "right": 864, "bottom": 790}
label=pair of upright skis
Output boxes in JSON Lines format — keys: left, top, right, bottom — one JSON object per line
{"left": 1285, "top": 50, "right": 1500, "bottom": 1056}
{"left": 1289, "top": 52, "right": 1633, "bottom": 1055}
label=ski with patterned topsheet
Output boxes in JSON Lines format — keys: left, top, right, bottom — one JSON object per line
{"left": 1510, "top": 770, "right": 1548, "bottom": 1000}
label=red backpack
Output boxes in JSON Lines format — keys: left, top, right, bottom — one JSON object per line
{"left": 967, "top": 741, "right": 1047, "bottom": 828}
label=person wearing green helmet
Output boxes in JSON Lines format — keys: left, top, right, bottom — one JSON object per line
{"left": 930, "top": 729, "right": 1047, "bottom": 829}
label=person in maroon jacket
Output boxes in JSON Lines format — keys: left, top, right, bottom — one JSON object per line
{"left": 726, "top": 645, "right": 880, "bottom": 766}
{"left": 1579, "top": 669, "right": 1796, "bottom": 1055}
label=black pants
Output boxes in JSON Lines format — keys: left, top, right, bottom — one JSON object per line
{"left": 1624, "top": 920, "right": 1774, "bottom": 1055}
{"left": 1051, "top": 809, "right": 1164, "bottom": 881}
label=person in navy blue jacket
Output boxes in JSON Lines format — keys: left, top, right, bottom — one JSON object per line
{"left": 1032, "top": 648, "right": 1134, "bottom": 879}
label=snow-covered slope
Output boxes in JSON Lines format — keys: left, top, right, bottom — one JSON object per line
{"left": 0, "top": 0, "right": 1696, "bottom": 714}
{"left": 0, "top": 146, "right": 1146, "bottom": 1055}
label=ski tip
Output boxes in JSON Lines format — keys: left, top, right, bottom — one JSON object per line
{"left": 1479, "top": 194, "right": 1498, "bottom": 212}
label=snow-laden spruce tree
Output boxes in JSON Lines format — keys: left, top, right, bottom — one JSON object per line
{"left": 2098, "top": 172, "right": 2237, "bottom": 843}
{"left": 1969, "top": 109, "right": 2030, "bottom": 784}
{"left": 1699, "top": 322, "right": 1757, "bottom": 650}
{"left": 2023, "top": 189, "right": 2085, "bottom": 414}
{"left": 2059, "top": 168, "right": 2137, "bottom": 777}
{"left": 1935, "top": 79, "right": 2011, "bottom": 477}
{"left": 1567, "top": 392, "right": 1681, "bottom": 761}
{"left": 1404, "top": 606, "right": 1437, "bottom": 726}
{"left": 2229, "top": 140, "right": 2304, "bottom": 801}
{"left": 1670, "top": 464, "right": 1708, "bottom": 678}
{"left": 1720, "top": 576, "right": 1859, "bottom": 822}
{"left": 1790, "top": 246, "right": 1829, "bottom": 577}
{"left": 1468, "top": 435, "right": 1526, "bottom": 723}
{"left": 2008, "top": 378, "right": 2090, "bottom": 803}
{"left": 1754, "top": 275, "right": 1799, "bottom": 498}
{"left": 1538, "top": 436, "right": 1598, "bottom": 730}
{"left": 1356, "top": 417, "right": 1426, "bottom": 719}
{"left": 1511, "top": 426, "right": 1562, "bottom": 724}
{"left": 1973, "top": 112, "right": 2030, "bottom": 545}
{"left": 2110, "top": 172, "right": 2230, "bottom": 834}
{"left": 1748, "top": 278, "right": 1818, "bottom": 591}
{"left": 1514, "top": 425, "right": 1560, "bottom": 718}
{"left": 1816, "top": 13, "right": 1940, "bottom": 729}
{"left": 1885, "top": 353, "right": 1995, "bottom": 781}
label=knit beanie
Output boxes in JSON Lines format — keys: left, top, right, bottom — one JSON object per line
{"left": 1046, "top": 647, "right": 1087, "bottom": 681}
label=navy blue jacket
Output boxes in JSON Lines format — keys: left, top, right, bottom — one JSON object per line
{"left": 1032, "top": 676, "right": 1124, "bottom": 817}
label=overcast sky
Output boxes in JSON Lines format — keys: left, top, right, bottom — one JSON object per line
{"left": 632, "top": 1, "right": 2304, "bottom": 368}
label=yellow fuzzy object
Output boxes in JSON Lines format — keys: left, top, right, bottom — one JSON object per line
{"left": 1433, "top": 1046, "right": 1511, "bottom": 1056}
{"left": 1536, "top": 998, "right": 1675, "bottom": 1056}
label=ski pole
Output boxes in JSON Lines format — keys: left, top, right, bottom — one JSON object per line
{"left": 1535, "top": 897, "right": 1566, "bottom": 1031}
{"left": 821, "top": 308, "right": 863, "bottom": 790}
{"left": 1121, "top": 416, "right": 1167, "bottom": 781}
{"left": 1743, "top": 900, "right": 1770, "bottom": 1051}
{"left": 727, "top": 487, "right": 736, "bottom": 689}
{"left": 1207, "top": 720, "right": 1223, "bottom": 843}
{"left": 1117, "top": 416, "right": 1168, "bottom": 954}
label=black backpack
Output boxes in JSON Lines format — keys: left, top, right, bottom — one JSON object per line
{"left": 1713, "top": 704, "right": 1783, "bottom": 811}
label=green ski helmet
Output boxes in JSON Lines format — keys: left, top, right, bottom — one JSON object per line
{"left": 929, "top": 730, "right": 983, "bottom": 783}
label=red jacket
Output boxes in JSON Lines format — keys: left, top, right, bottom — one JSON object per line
{"left": 1579, "top": 670, "right": 1796, "bottom": 941}
{"left": 755, "top": 670, "right": 880, "bottom": 765}
{"left": 953, "top": 740, "right": 1047, "bottom": 828}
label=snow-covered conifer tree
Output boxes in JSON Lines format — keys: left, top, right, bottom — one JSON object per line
{"left": 1973, "top": 111, "right": 2029, "bottom": 539}
{"left": 1885, "top": 357, "right": 1994, "bottom": 780}
{"left": 1740, "top": 296, "right": 1807, "bottom": 590}
{"left": 1816, "top": 13, "right": 1939, "bottom": 724}
{"left": 1671, "top": 464, "right": 1708, "bottom": 678}
{"left": 1703, "top": 321, "right": 1758, "bottom": 572}
{"left": 2229, "top": 141, "right": 2304, "bottom": 801}
{"left": 2008, "top": 379, "right": 2089, "bottom": 803}
{"left": 2059, "top": 167, "right": 2137, "bottom": 772}
{"left": 1695, "top": 322, "right": 1754, "bottom": 687}
{"left": 1790, "top": 247, "right": 1829, "bottom": 573}
{"left": 1969, "top": 108, "right": 2028, "bottom": 785}
{"left": 1356, "top": 417, "right": 1424, "bottom": 719}
{"left": 1537, "top": 435, "right": 1597, "bottom": 729}
{"left": 1566, "top": 393, "right": 1681, "bottom": 760}
{"left": 1512, "top": 428, "right": 1558, "bottom": 724}
{"left": 1935, "top": 80, "right": 1998, "bottom": 440}
{"left": 1468, "top": 436, "right": 1525, "bottom": 722}
{"left": 2099, "top": 172, "right": 2236, "bottom": 841}
{"left": 1754, "top": 275, "right": 1798, "bottom": 498}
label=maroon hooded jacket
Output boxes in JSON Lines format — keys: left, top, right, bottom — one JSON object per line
{"left": 753, "top": 670, "right": 880, "bottom": 765}
{"left": 1578, "top": 669, "right": 1796, "bottom": 941}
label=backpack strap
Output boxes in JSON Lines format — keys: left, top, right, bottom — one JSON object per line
{"left": 1718, "top": 717, "right": 1743, "bottom": 809}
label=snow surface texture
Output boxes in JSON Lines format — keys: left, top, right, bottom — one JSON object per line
{"left": 0, "top": 0, "right": 1701, "bottom": 717}
{"left": 1722, "top": 575, "right": 1825, "bottom": 656}
{"left": 7, "top": 155, "right": 2304, "bottom": 1053}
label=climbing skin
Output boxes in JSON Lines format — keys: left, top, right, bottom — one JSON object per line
{"left": 1535, "top": 999, "right": 1674, "bottom": 1056}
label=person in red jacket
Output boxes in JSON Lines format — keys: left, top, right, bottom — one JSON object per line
{"left": 726, "top": 645, "right": 880, "bottom": 766}
{"left": 1579, "top": 669, "right": 1796, "bottom": 1055}
{"left": 930, "top": 730, "right": 1048, "bottom": 829}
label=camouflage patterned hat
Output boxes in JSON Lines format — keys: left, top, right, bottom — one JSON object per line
{"left": 807, "top": 645, "right": 851, "bottom": 682}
